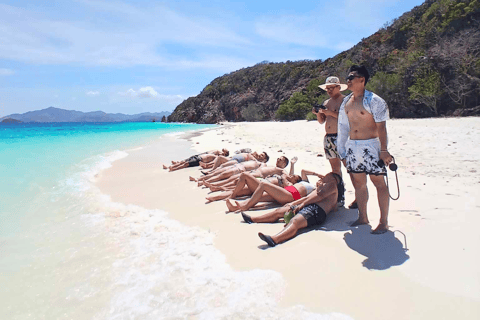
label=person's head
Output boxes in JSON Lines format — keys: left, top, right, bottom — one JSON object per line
{"left": 319, "top": 76, "right": 348, "bottom": 98}
{"left": 346, "top": 65, "right": 370, "bottom": 91}
{"left": 276, "top": 156, "right": 289, "bottom": 169}
{"left": 286, "top": 174, "right": 302, "bottom": 184}
{"left": 255, "top": 151, "right": 269, "bottom": 163}
{"left": 222, "top": 149, "right": 229, "bottom": 156}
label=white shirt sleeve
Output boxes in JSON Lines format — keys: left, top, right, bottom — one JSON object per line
{"left": 337, "top": 95, "right": 350, "bottom": 159}
{"left": 369, "top": 93, "right": 389, "bottom": 123}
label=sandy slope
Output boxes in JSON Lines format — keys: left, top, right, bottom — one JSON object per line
{"left": 97, "top": 118, "right": 480, "bottom": 319}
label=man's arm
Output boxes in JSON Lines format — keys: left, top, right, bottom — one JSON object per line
{"left": 376, "top": 121, "right": 393, "bottom": 165}
{"left": 337, "top": 99, "right": 350, "bottom": 159}
{"left": 292, "top": 181, "right": 336, "bottom": 213}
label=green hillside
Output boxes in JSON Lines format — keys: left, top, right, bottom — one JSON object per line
{"left": 169, "top": 0, "right": 480, "bottom": 123}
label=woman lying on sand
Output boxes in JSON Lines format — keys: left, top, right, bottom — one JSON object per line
{"left": 240, "top": 172, "right": 344, "bottom": 247}
{"left": 225, "top": 169, "right": 322, "bottom": 212}
{"left": 205, "top": 172, "right": 302, "bottom": 203}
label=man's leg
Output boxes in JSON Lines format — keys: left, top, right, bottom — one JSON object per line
{"left": 329, "top": 158, "right": 342, "bottom": 177}
{"left": 247, "top": 205, "right": 290, "bottom": 223}
{"left": 206, "top": 156, "right": 230, "bottom": 172}
{"left": 258, "top": 215, "right": 308, "bottom": 247}
{"left": 369, "top": 175, "right": 389, "bottom": 234}
{"left": 350, "top": 172, "right": 369, "bottom": 226}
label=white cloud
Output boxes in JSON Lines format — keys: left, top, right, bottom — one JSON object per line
{"left": 86, "top": 90, "right": 100, "bottom": 96}
{"left": 118, "top": 86, "right": 159, "bottom": 99}
{"left": 0, "top": 2, "right": 250, "bottom": 70}
{"left": 0, "top": 68, "right": 14, "bottom": 76}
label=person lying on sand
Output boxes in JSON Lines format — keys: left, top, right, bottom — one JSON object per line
{"left": 225, "top": 169, "right": 321, "bottom": 212}
{"left": 163, "top": 149, "right": 229, "bottom": 172}
{"left": 170, "top": 149, "right": 229, "bottom": 165}
{"left": 203, "top": 156, "right": 296, "bottom": 192}
{"left": 206, "top": 172, "right": 302, "bottom": 203}
{"left": 190, "top": 160, "right": 266, "bottom": 186}
{"left": 240, "top": 172, "right": 344, "bottom": 247}
{"left": 203, "top": 151, "right": 269, "bottom": 173}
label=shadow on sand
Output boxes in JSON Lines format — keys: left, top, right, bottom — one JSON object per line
{"left": 286, "top": 208, "right": 410, "bottom": 269}
{"left": 343, "top": 225, "right": 410, "bottom": 270}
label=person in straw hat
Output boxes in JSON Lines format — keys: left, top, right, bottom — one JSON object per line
{"left": 312, "top": 76, "right": 348, "bottom": 206}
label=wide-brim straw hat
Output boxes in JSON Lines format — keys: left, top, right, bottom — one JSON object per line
{"left": 318, "top": 76, "right": 348, "bottom": 91}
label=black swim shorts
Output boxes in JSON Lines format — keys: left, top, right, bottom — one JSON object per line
{"left": 187, "top": 155, "right": 202, "bottom": 167}
{"left": 297, "top": 204, "right": 327, "bottom": 227}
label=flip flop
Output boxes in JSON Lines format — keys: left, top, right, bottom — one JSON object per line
{"left": 241, "top": 212, "right": 253, "bottom": 224}
{"left": 258, "top": 233, "right": 276, "bottom": 247}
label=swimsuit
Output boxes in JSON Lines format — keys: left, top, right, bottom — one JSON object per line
{"left": 297, "top": 181, "right": 315, "bottom": 195}
{"left": 271, "top": 174, "right": 285, "bottom": 187}
{"left": 344, "top": 138, "right": 387, "bottom": 175}
{"left": 298, "top": 204, "right": 327, "bottom": 227}
{"left": 232, "top": 154, "right": 246, "bottom": 163}
{"left": 284, "top": 186, "right": 301, "bottom": 200}
{"left": 187, "top": 155, "right": 202, "bottom": 167}
{"left": 324, "top": 134, "right": 340, "bottom": 159}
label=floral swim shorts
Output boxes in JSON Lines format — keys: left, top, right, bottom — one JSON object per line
{"left": 324, "top": 134, "right": 340, "bottom": 159}
{"left": 345, "top": 138, "right": 387, "bottom": 175}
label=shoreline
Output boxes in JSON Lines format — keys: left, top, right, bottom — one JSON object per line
{"left": 96, "top": 118, "right": 480, "bottom": 319}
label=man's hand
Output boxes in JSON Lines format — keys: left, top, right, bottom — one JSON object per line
{"left": 311, "top": 107, "right": 318, "bottom": 114}
{"left": 291, "top": 156, "right": 298, "bottom": 165}
{"left": 380, "top": 150, "right": 393, "bottom": 166}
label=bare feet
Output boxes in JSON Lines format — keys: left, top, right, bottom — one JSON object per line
{"left": 205, "top": 198, "right": 212, "bottom": 204}
{"left": 162, "top": 164, "right": 168, "bottom": 170}
{"left": 350, "top": 217, "right": 369, "bottom": 227}
{"left": 189, "top": 176, "right": 197, "bottom": 182}
{"left": 226, "top": 199, "right": 242, "bottom": 212}
{"left": 371, "top": 223, "right": 389, "bottom": 234}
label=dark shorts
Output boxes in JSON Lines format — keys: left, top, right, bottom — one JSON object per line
{"left": 187, "top": 155, "right": 202, "bottom": 167}
{"left": 297, "top": 204, "right": 327, "bottom": 227}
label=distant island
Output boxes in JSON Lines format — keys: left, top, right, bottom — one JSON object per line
{"left": 1, "top": 118, "right": 22, "bottom": 124}
{"left": 0, "top": 107, "right": 171, "bottom": 123}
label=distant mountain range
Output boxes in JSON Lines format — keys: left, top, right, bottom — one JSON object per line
{"left": 0, "top": 107, "right": 171, "bottom": 123}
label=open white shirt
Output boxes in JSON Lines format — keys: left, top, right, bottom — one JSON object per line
{"left": 337, "top": 90, "right": 390, "bottom": 159}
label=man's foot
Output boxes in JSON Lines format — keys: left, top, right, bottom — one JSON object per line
{"left": 189, "top": 176, "right": 197, "bottom": 182}
{"left": 371, "top": 223, "right": 389, "bottom": 234}
{"left": 163, "top": 164, "right": 168, "bottom": 170}
{"left": 258, "top": 233, "right": 276, "bottom": 247}
{"left": 348, "top": 200, "right": 358, "bottom": 209}
{"left": 242, "top": 212, "right": 253, "bottom": 224}
{"left": 350, "top": 217, "right": 369, "bottom": 227}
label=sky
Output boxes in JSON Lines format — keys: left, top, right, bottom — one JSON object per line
{"left": 0, "top": 0, "right": 426, "bottom": 117}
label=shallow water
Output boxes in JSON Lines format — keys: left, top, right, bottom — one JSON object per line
{"left": 0, "top": 122, "right": 352, "bottom": 319}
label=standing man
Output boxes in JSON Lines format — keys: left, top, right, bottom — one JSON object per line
{"left": 337, "top": 65, "right": 393, "bottom": 234}
{"left": 313, "top": 76, "right": 347, "bottom": 205}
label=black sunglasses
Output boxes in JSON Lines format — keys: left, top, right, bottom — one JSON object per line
{"left": 346, "top": 75, "right": 362, "bottom": 81}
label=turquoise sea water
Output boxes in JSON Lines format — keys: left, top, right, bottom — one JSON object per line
{"left": 0, "top": 122, "right": 211, "bottom": 237}
{"left": 0, "top": 122, "right": 350, "bottom": 320}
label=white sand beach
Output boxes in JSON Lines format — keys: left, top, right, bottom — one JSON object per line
{"left": 96, "top": 117, "right": 480, "bottom": 319}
